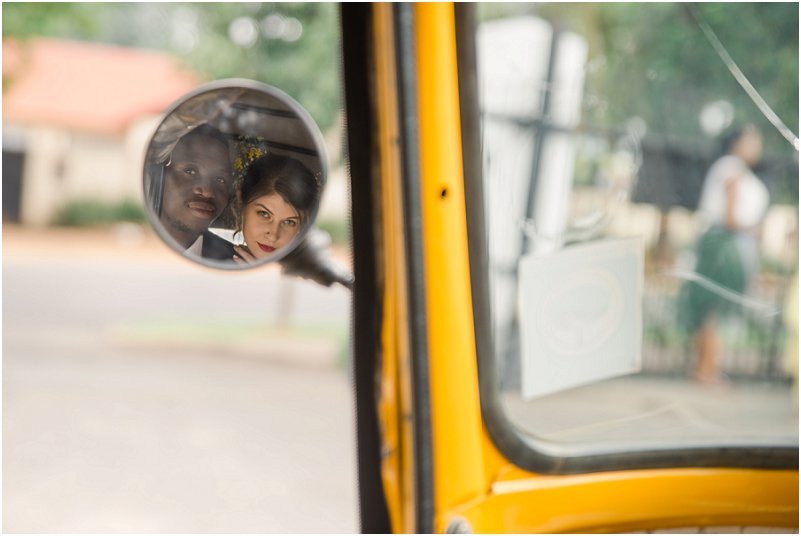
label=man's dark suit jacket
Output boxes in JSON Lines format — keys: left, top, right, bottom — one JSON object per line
{"left": 201, "top": 230, "right": 235, "bottom": 261}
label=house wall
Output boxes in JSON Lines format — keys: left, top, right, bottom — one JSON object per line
{"left": 16, "top": 117, "right": 159, "bottom": 225}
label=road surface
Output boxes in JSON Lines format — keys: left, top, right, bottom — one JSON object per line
{"left": 3, "top": 225, "right": 358, "bottom": 533}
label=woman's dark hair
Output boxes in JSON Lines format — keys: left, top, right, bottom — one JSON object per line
{"left": 238, "top": 154, "right": 319, "bottom": 228}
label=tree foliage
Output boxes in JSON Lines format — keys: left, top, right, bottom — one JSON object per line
{"left": 479, "top": 2, "right": 798, "bottom": 155}
{"left": 3, "top": 2, "right": 342, "bottom": 131}
{"left": 4, "top": 3, "right": 798, "bottom": 156}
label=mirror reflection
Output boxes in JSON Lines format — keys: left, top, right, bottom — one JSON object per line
{"left": 143, "top": 80, "right": 326, "bottom": 269}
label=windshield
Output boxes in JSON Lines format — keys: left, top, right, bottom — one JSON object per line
{"left": 471, "top": 2, "right": 798, "bottom": 460}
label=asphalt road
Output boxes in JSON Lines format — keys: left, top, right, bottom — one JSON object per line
{"left": 3, "top": 226, "right": 358, "bottom": 533}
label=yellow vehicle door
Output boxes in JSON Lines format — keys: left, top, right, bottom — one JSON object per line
{"left": 341, "top": 3, "right": 798, "bottom": 533}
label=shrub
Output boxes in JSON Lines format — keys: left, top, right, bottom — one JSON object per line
{"left": 52, "top": 199, "right": 147, "bottom": 227}
{"left": 315, "top": 217, "right": 350, "bottom": 247}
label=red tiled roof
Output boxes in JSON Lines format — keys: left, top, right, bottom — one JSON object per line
{"left": 3, "top": 38, "right": 202, "bottom": 136}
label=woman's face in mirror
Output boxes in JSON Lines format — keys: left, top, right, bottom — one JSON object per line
{"left": 234, "top": 153, "right": 319, "bottom": 263}
{"left": 242, "top": 192, "right": 301, "bottom": 258}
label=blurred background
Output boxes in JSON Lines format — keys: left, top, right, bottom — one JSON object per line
{"left": 475, "top": 2, "right": 798, "bottom": 385}
{"left": 474, "top": 2, "right": 798, "bottom": 446}
{"left": 3, "top": 3, "right": 356, "bottom": 533}
{"left": 2, "top": 2, "right": 799, "bottom": 532}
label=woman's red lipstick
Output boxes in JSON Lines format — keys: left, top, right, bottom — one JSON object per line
{"left": 257, "top": 242, "right": 275, "bottom": 253}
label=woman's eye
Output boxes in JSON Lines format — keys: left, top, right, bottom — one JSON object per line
{"left": 182, "top": 167, "right": 196, "bottom": 176}
{"left": 215, "top": 177, "right": 227, "bottom": 184}
{"left": 283, "top": 219, "right": 297, "bottom": 227}
{"left": 257, "top": 210, "right": 271, "bottom": 219}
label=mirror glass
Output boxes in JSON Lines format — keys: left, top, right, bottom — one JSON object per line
{"left": 143, "top": 79, "right": 327, "bottom": 269}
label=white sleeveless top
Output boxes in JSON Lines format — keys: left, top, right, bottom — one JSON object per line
{"left": 697, "top": 154, "right": 769, "bottom": 230}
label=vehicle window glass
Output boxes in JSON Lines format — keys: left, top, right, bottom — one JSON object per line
{"left": 474, "top": 3, "right": 798, "bottom": 456}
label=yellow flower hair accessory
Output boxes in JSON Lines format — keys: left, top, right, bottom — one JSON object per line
{"left": 233, "top": 135, "right": 271, "bottom": 181}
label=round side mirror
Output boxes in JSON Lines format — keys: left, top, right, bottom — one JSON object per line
{"left": 143, "top": 79, "right": 327, "bottom": 270}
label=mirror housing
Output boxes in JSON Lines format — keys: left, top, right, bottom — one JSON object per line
{"left": 142, "top": 79, "right": 328, "bottom": 270}
{"left": 278, "top": 227, "right": 354, "bottom": 289}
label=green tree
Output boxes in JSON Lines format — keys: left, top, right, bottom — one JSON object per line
{"left": 479, "top": 3, "right": 799, "bottom": 154}
{"left": 2, "top": 2, "right": 342, "bottom": 131}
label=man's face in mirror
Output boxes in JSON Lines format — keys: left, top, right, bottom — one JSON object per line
{"left": 160, "top": 129, "right": 232, "bottom": 248}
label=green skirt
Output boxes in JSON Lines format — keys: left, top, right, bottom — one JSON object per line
{"left": 677, "top": 227, "right": 748, "bottom": 333}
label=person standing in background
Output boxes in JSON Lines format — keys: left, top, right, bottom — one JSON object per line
{"left": 679, "top": 124, "right": 770, "bottom": 384}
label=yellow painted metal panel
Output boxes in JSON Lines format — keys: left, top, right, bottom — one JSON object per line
{"left": 373, "top": 4, "right": 417, "bottom": 532}
{"left": 442, "top": 468, "right": 798, "bottom": 533}
{"left": 413, "top": 2, "right": 488, "bottom": 523}
{"left": 400, "top": 3, "right": 798, "bottom": 534}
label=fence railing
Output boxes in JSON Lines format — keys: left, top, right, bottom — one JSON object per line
{"left": 641, "top": 272, "right": 791, "bottom": 382}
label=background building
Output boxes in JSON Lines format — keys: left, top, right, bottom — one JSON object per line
{"left": 3, "top": 38, "right": 200, "bottom": 225}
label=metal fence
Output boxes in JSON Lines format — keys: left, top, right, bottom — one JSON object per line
{"left": 641, "top": 272, "right": 792, "bottom": 382}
